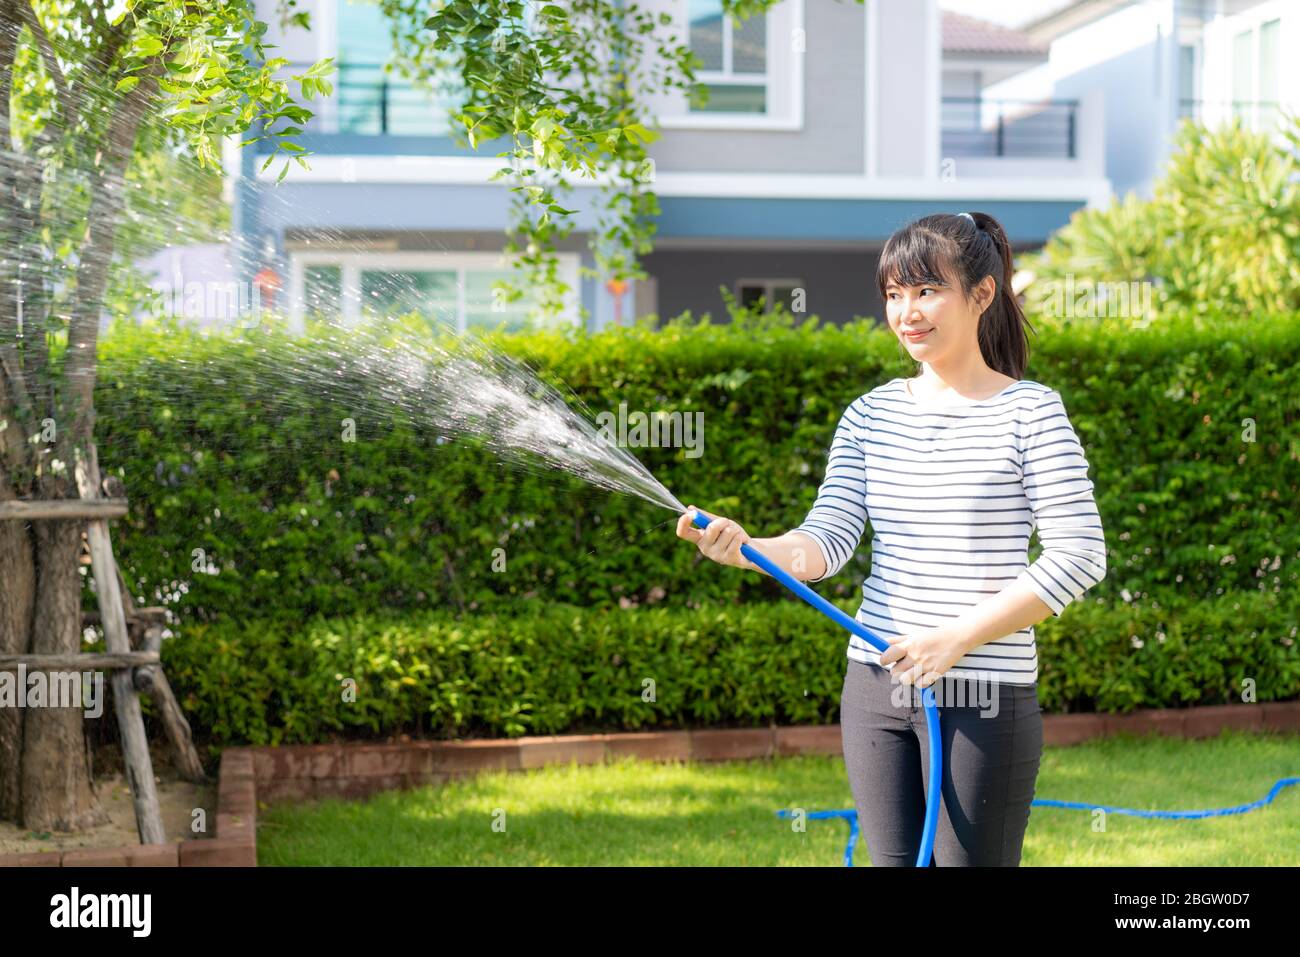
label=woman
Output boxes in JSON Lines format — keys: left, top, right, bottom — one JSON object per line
{"left": 675, "top": 211, "right": 1107, "bottom": 866}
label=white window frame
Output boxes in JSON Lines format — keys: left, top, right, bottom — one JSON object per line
{"left": 735, "top": 277, "right": 804, "bottom": 313}
{"left": 658, "top": 0, "right": 804, "bottom": 131}
{"left": 287, "top": 250, "right": 582, "bottom": 333}
{"left": 1178, "top": 41, "right": 1201, "bottom": 119}
{"left": 1203, "top": 4, "right": 1292, "bottom": 134}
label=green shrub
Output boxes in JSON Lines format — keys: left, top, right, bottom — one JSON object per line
{"left": 95, "top": 308, "right": 1300, "bottom": 624}
{"left": 1023, "top": 114, "right": 1300, "bottom": 320}
{"left": 160, "top": 587, "right": 1300, "bottom": 747}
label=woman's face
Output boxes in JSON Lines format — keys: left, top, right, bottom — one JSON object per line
{"left": 884, "top": 263, "right": 995, "bottom": 366}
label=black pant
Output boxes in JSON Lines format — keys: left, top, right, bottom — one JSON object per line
{"left": 839, "top": 657, "right": 1043, "bottom": 866}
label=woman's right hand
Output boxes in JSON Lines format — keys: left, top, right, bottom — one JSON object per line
{"left": 676, "top": 505, "right": 756, "bottom": 571}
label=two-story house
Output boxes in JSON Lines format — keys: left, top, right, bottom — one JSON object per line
{"left": 981, "top": 0, "right": 1295, "bottom": 201}
{"left": 226, "top": 0, "right": 1111, "bottom": 333}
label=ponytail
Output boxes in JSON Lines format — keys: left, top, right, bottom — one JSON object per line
{"left": 968, "top": 211, "right": 1033, "bottom": 379}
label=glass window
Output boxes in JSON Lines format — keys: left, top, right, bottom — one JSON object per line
{"left": 1259, "top": 19, "right": 1280, "bottom": 128}
{"left": 463, "top": 269, "right": 537, "bottom": 333}
{"left": 1232, "top": 28, "right": 1253, "bottom": 123}
{"left": 1178, "top": 44, "right": 1196, "bottom": 119}
{"left": 303, "top": 265, "right": 342, "bottom": 323}
{"left": 337, "top": 0, "right": 455, "bottom": 135}
{"left": 692, "top": 83, "right": 766, "bottom": 113}
{"left": 689, "top": 0, "right": 724, "bottom": 72}
{"left": 298, "top": 258, "right": 573, "bottom": 333}
{"left": 731, "top": 13, "right": 766, "bottom": 74}
{"left": 737, "top": 280, "right": 802, "bottom": 313}
{"left": 770, "top": 282, "right": 801, "bottom": 312}
{"left": 360, "top": 269, "right": 458, "bottom": 326}
{"left": 687, "top": 0, "right": 768, "bottom": 115}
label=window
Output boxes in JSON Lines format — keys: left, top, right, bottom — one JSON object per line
{"left": 1259, "top": 18, "right": 1280, "bottom": 129}
{"left": 1230, "top": 17, "right": 1283, "bottom": 130}
{"left": 1178, "top": 43, "right": 1197, "bottom": 120}
{"left": 736, "top": 278, "right": 802, "bottom": 314}
{"left": 653, "top": 0, "right": 802, "bottom": 131}
{"left": 302, "top": 265, "right": 342, "bottom": 324}
{"left": 1232, "top": 27, "right": 1253, "bottom": 123}
{"left": 335, "top": 0, "right": 460, "bottom": 135}
{"left": 688, "top": 0, "right": 768, "bottom": 114}
{"left": 360, "top": 269, "right": 458, "bottom": 324}
{"left": 288, "top": 251, "right": 581, "bottom": 333}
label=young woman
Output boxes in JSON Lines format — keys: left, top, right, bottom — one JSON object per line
{"left": 675, "top": 211, "right": 1107, "bottom": 866}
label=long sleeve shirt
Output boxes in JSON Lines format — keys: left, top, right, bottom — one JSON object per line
{"left": 791, "top": 376, "right": 1107, "bottom": 686}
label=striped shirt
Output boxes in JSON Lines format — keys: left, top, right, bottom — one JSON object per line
{"left": 791, "top": 376, "right": 1107, "bottom": 686}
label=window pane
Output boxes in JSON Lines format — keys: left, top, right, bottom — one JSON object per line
{"left": 771, "top": 283, "right": 801, "bottom": 311}
{"left": 691, "top": 82, "right": 766, "bottom": 113}
{"left": 360, "top": 269, "right": 458, "bottom": 325}
{"left": 689, "top": 0, "right": 724, "bottom": 72}
{"left": 464, "top": 269, "right": 536, "bottom": 333}
{"left": 732, "top": 13, "right": 767, "bottom": 74}
{"left": 1178, "top": 44, "right": 1196, "bottom": 117}
{"left": 303, "top": 265, "right": 342, "bottom": 322}
{"left": 737, "top": 283, "right": 767, "bottom": 311}
{"left": 337, "top": 0, "right": 455, "bottom": 134}
{"left": 1260, "top": 19, "right": 1279, "bottom": 128}
{"left": 1232, "top": 28, "right": 1253, "bottom": 122}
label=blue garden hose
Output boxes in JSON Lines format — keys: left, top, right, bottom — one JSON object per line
{"left": 690, "top": 507, "right": 943, "bottom": 867}
{"left": 779, "top": 777, "right": 1300, "bottom": 866}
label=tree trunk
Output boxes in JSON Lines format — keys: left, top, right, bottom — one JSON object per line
{"left": 0, "top": 515, "right": 35, "bottom": 821}
{"left": 8, "top": 519, "right": 107, "bottom": 830}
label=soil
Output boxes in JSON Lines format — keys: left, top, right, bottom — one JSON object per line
{"left": 0, "top": 762, "right": 217, "bottom": 856}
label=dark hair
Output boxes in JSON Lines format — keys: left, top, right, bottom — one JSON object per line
{"left": 875, "top": 211, "right": 1034, "bottom": 378}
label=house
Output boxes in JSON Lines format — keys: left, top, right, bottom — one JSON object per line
{"left": 226, "top": 0, "right": 1111, "bottom": 333}
{"left": 982, "top": 0, "right": 1295, "bottom": 201}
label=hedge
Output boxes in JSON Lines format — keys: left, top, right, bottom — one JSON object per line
{"left": 94, "top": 308, "right": 1300, "bottom": 625}
{"left": 157, "top": 586, "right": 1300, "bottom": 747}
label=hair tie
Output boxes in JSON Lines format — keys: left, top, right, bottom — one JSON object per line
{"left": 958, "top": 212, "right": 976, "bottom": 225}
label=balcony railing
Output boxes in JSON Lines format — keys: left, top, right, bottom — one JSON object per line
{"left": 1179, "top": 99, "right": 1285, "bottom": 131}
{"left": 284, "top": 61, "right": 462, "bottom": 136}
{"left": 941, "top": 97, "right": 1079, "bottom": 159}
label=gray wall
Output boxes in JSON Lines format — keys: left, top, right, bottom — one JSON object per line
{"left": 641, "top": 248, "right": 885, "bottom": 326}
{"left": 648, "top": 0, "right": 867, "bottom": 174}
{"left": 642, "top": 239, "right": 1046, "bottom": 328}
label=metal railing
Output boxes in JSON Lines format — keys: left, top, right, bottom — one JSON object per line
{"left": 283, "top": 61, "right": 462, "bottom": 135}
{"left": 1178, "top": 99, "right": 1285, "bottom": 130}
{"left": 941, "top": 96, "right": 1079, "bottom": 159}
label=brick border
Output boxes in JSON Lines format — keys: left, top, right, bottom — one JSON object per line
{"left": 3, "top": 699, "right": 1297, "bottom": 867}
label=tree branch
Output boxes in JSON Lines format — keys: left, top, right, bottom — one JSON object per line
{"left": 59, "top": 57, "right": 165, "bottom": 460}
{"left": 18, "top": 0, "right": 79, "bottom": 131}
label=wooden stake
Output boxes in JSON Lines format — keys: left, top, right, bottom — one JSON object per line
{"left": 76, "top": 443, "right": 166, "bottom": 845}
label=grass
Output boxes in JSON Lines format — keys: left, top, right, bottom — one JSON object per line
{"left": 256, "top": 730, "right": 1300, "bottom": 866}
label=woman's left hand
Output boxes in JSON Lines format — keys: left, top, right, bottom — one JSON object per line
{"left": 877, "top": 625, "right": 971, "bottom": 688}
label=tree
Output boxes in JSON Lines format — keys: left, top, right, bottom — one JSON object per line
{"left": 0, "top": 0, "right": 796, "bottom": 831}
{"left": 0, "top": 0, "right": 329, "bottom": 829}
{"left": 378, "top": 0, "right": 783, "bottom": 322}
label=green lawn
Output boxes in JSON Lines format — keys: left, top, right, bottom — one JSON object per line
{"left": 256, "top": 731, "right": 1299, "bottom": 866}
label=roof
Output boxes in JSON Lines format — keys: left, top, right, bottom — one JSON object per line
{"left": 1018, "top": 0, "right": 1135, "bottom": 45}
{"left": 942, "top": 10, "right": 1050, "bottom": 57}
